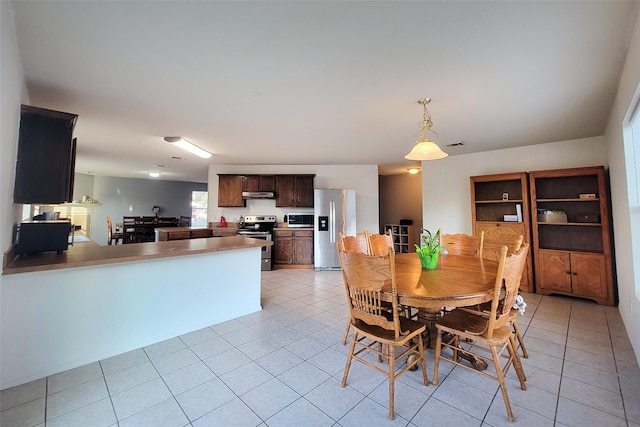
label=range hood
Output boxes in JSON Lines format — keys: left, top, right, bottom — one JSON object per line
{"left": 242, "top": 191, "right": 275, "bottom": 199}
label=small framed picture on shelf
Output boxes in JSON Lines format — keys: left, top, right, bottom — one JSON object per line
{"left": 502, "top": 192, "right": 509, "bottom": 200}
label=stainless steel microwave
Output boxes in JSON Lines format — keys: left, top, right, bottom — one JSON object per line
{"left": 287, "top": 213, "right": 314, "bottom": 228}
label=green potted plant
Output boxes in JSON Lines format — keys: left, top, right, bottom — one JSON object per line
{"left": 414, "top": 229, "right": 446, "bottom": 270}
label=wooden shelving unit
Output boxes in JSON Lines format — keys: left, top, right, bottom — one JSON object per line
{"left": 384, "top": 224, "right": 415, "bottom": 254}
{"left": 470, "top": 172, "right": 534, "bottom": 292}
{"left": 529, "top": 166, "right": 615, "bottom": 306}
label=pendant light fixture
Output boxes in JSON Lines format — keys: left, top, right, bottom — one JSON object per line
{"left": 404, "top": 98, "right": 448, "bottom": 160}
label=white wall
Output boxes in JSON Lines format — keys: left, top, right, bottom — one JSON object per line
{"left": 208, "top": 164, "right": 380, "bottom": 233}
{"left": 0, "top": 1, "right": 28, "bottom": 250}
{"left": 90, "top": 175, "right": 207, "bottom": 245}
{"left": 420, "top": 136, "right": 607, "bottom": 234}
{"left": 605, "top": 7, "right": 640, "bottom": 365}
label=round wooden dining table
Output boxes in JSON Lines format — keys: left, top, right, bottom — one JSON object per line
{"left": 382, "top": 253, "right": 499, "bottom": 349}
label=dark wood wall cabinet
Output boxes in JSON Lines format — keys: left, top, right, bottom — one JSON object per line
{"left": 243, "top": 175, "right": 275, "bottom": 192}
{"left": 14, "top": 105, "right": 78, "bottom": 204}
{"left": 275, "top": 175, "right": 314, "bottom": 207}
{"left": 218, "top": 175, "right": 245, "bottom": 207}
{"left": 218, "top": 174, "right": 314, "bottom": 207}
{"left": 529, "top": 166, "right": 615, "bottom": 306}
{"left": 273, "top": 229, "right": 314, "bottom": 266}
{"left": 470, "top": 172, "right": 534, "bottom": 292}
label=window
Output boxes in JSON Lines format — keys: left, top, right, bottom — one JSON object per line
{"left": 191, "top": 191, "right": 208, "bottom": 227}
{"left": 632, "top": 101, "right": 640, "bottom": 203}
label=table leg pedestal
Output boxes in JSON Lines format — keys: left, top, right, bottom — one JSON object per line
{"left": 412, "top": 307, "right": 488, "bottom": 371}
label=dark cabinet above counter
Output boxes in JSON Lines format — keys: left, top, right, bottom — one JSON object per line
{"left": 218, "top": 174, "right": 314, "bottom": 208}
{"left": 275, "top": 175, "right": 314, "bottom": 208}
{"left": 13, "top": 105, "right": 78, "bottom": 204}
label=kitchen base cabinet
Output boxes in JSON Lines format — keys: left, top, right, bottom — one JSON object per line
{"left": 274, "top": 229, "right": 314, "bottom": 267}
{"left": 537, "top": 250, "right": 608, "bottom": 305}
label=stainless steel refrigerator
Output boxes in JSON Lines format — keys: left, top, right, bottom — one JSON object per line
{"left": 314, "top": 188, "right": 356, "bottom": 270}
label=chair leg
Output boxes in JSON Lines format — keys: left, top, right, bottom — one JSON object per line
{"left": 342, "top": 332, "right": 358, "bottom": 387}
{"left": 509, "top": 338, "right": 527, "bottom": 388}
{"left": 388, "top": 344, "right": 395, "bottom": 420}
{"left": 433, "top": 331, "right": 442, "bottom": 385}
{"left": 418, "top": 334, "right": 429, "bottom": 386}
{"left": 342, "top": 320, "right": 351, "bottom": 345}
{"left": 512, "top": 319, "right": 528, "bottom": 358}
{"left": 490, "top": 344, "right": 515, "bottom": 422}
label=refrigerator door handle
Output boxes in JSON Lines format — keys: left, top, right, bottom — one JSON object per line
{"left": 329, "top": 201, "right": 335, "bottom": 243}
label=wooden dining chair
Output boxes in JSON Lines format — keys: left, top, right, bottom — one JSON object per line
{"left": 338, "top": 231, "right": 371, "bottom": 345}
{"left": 366, "top": 229, "right": 395, "bottom": 256}
{"left": 433, "top": 244, "right": 530, "bottom": 422}
{"left": 441, "top": 230, "right": 484, "bottom": 257}
{"left": 338, "top": 247, "right": 428, "bottom": 420}
{"left": 338, "top": 231, "right": 370, "bottom": 255}
{"left": 473, "top": 234, "right": 528, "bottom": 358}
{"left": 107, "top": 217, "right": 123, "bottom": 245}
{"left": 179, "top": 215, "right": 191, "bottom": 227}
{"left": 121, "top": 216, "right": 137, "bottom": 244}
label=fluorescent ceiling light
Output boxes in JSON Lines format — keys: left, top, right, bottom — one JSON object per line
{"left": 164, "top": 137, "right": 212, "bottom": 159}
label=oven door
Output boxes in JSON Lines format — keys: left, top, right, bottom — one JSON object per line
{"left": 237, "top": 231, "right": 272, "bottom": 270}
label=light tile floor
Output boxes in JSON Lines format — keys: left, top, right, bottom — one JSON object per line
{"left": 1, "top": 269, "right": 639, "bottom": 426}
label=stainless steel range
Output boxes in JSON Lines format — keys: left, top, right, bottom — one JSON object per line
{"left": 237, "top": 215, "right": 276, "bottom": 271}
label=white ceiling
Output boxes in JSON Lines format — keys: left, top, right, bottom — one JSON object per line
{"left": 9, "top": 1, "right": 639, "bottom": 182}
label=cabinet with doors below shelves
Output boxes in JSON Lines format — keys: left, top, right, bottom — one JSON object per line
{"left": 529, "top": 166, "right": 615, "bottom": 306}
{"left": 470, "top": 172, "right": 533, "bottom": 292}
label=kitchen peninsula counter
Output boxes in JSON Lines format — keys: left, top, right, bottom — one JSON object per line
{"left": 3, "top": 235, "right": 270, "bottom": 275}
{"left": 1, "top": 235, "right": 271, "bottom": 388}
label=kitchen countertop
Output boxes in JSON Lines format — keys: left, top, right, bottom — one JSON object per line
{"left": 273, "top": 227, "right": 314, "bottom": 230}
{"left": 155, "top": 226, "right": 238, "bottom": 233}
{"left": 3, "top": 235, "right": 272, "bottom": 275}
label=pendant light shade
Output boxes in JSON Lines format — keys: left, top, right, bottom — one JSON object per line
{"left": 404, "top": 98, "right": 448, "bottom": 161}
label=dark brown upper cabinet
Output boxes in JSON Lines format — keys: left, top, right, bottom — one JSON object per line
{"left": 275, "top": 175, "right": 314, "bottom": 207}
{"left": 243, "top": 175, "right": 275, "bottom": 192}
{"left": 13, "top": 105, "right": 78, "bottom": 204}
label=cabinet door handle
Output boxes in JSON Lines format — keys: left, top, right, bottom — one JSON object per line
{"left": 572, "top": 272, "right": 578, "bottom": 276}
{"left": 566, "top": 271, "right": 571, "bottom": 275}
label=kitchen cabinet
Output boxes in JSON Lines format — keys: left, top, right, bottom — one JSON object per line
{"left": 14, "top": 105, "right": 78, "bottom": 204}
{"left": 275, "top": 175, "right": 315, "bottom": 207}
{"left": 243, "top": 175, "right": 275, "bottom": 192}
{"left": 155, "top": 227, "right": 214, "bottom": 241}
{"left": 529, "top": 166, "right": 615, "bottom": 305}
{"left": 470, "top": 172, "right": 533, "bottom": 292}
{"left": 218, "top": 175, "right": 245, "bottom": 207}
{"left": 384, "top": 224, "right": 415, "bottom": 253}
{"left": 273, "top": 229, "right": 314, "bottom": 266}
